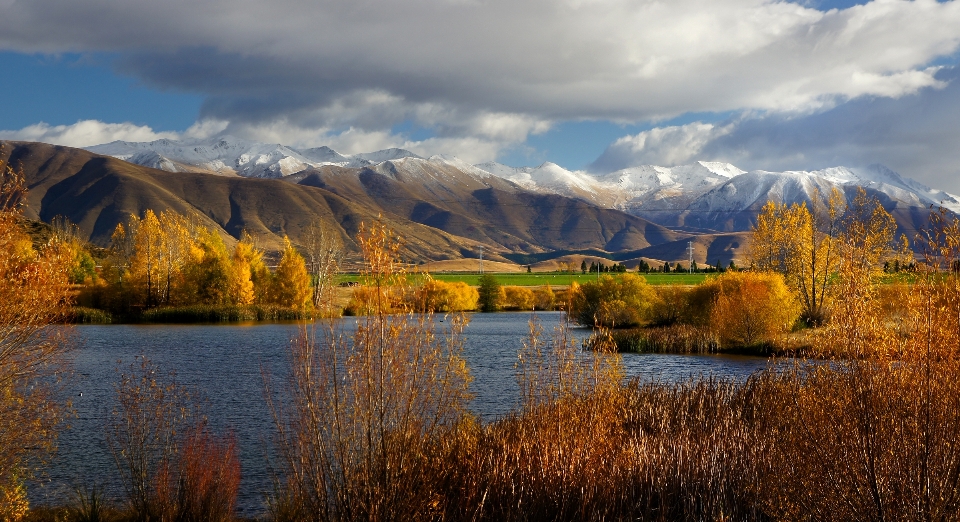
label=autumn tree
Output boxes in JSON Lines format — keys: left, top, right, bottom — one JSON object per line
{"left": 532, "top": 284, "right": 555, "bottom": 311}
{"left": 502, "top": 286, "right": 535, "bottom": 311}
{"left": 180, "top": 227, "right": 232, "bottom": 305}
{"left": 50, "top": 215, "right": 97, "bottom": 284}
{"left": 0, "top": 154, "right": 72, "bottom": 515}
{"left": 232, "top": 232, "right": 270, "bottom": 305}
{"left": 228, "top": 236, "right": 256, "bottom": 306}
{"left": 415, "top": 279, "right": 478, "bottom": 312}
{"left": 751, "top": 188, "right": 896, "bottom": 326}
{"left": 127, "top": 210, "right": 165, "bottom": 307}
{"left": 705, "top": 271, "right": 800, "bottom": 348}
{"left": 272, "top": 236, "right": 311, "bottom": 309}
{"left": 300, "top": 220, "right": 343, "bottom": 312}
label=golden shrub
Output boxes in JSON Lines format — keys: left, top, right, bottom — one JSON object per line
{"left": 704, "top": 271, "right": 800, "bottom": 348}
{"left": 569, "top": 274, "right": 658, "bottom": 328}
{"left": 415, "top": 279, "right": 479, "bottom": 312}
{"left": 502, "top": 286, "right": 535, "bottom": 311}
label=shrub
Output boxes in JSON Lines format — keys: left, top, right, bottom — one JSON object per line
{"left": 704, "top": 271, "right": 800, "bottom": 348}
{"left": 532, "top": 284, "right": 556, "bottom": 311}
{"left": 414, "top": 279, "right": 478, "bottom": 312}
{"left": 650, "top": 284, "right": 693, "bottom": 326}
{"left": 0, "top": 157, "right": 72, "bottom": 504}
{"left": 569, "top": 274, "right": 659, "bottom": 328}
{"left": 268, "top": 220, "right": 473, "bottom": 520}
{"left": 501, "top": 286, "right": 535, "bottom": 311}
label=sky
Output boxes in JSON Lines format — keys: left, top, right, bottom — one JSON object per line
{"left": 1, "top": 0, "right": 960, "bottom": 192}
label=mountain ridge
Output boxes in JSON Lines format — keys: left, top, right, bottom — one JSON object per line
{"left": 4, "top": 141, "right": 693, "bottom": 265}
{"left": 87, "top": 137, "right": 960, "bottom": 237}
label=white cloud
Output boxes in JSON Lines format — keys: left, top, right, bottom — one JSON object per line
{"left": 1, "top": 0, "right": 958, "bottom": 130}
{"left": 0, "top": 120, "right": 178, "bottom": 147}
{"left": 591, "top": 122, "right": 734, "bottom": 171}
{"left": 592, "top": 66, "right": 960, "bottom": 194}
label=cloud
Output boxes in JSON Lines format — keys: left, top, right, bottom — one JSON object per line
{"left": 0, "top": 120, "right": 178, "bottom": 147}
{"left": 590, "top": 122, "right": 734, "bottom": 172}
{"left": 0, "top": 116, "right": 520, "bottom": 166}
{"left": 591, "top": 66, "right": 960, "bottom": 194}
{"left": 1, "top": 0, "right": 958, "bottom": 141}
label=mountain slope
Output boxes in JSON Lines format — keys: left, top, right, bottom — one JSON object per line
{"left": 2, "top": 142, "right": 489, "bottom": 259}
{"left": 3, "top": 141, "right": 679, "bottom": 262}
{"left": 290, "top": 157, "right": 681, "bottom": 252}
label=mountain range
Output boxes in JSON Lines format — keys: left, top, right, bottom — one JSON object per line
{"left": 1, "top": 136, "right": 953, "bottom": 268}
{"left": 91, "top": 136, "right": 960, "bottom": 236}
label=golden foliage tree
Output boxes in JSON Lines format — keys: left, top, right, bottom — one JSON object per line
{"left": 532, "top": 284, "right": 555, "bottom": 311}
{"left": 0, "top": 154, "right": 72, "bottom": 515}
{"left": 502, "top": 286, "right": 536, "bottom": 311}
{"left": 127, "top": 209, "right": 165, "bottom": 307}
{"left": 180, "top": 227, "right": 232, "bottom": 305}
{"left": 272, "top": 236, "right": 311, "bottom": 309}
{"left": 414, "top": 279, "right": 478, "bottom": 313}
{"left": 751, "top": 187, "right": 897, "bottom": 326}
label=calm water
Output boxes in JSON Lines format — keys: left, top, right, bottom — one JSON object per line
{"left": 35, "top": 312, "right": 773, "bottom": 515}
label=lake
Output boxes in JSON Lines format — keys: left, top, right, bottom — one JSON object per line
{"left": 34, "top": 312, "right": 774, "bottom": 515}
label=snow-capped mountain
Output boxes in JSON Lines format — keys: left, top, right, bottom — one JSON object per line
{"left": 474, "top": 160, "right": 960, "bottom": 231}
{"left": 87, "top": 137, "right": 421, "bottom": 179}
{"left": 86, "top": 136, "right": 960, "bottom": 234}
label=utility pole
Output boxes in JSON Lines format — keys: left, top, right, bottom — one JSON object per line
{"left": 479, "top": 245, "right": 483, "bottom": 275}
{"left": 687, "top": 241, "right": 695, "bottom": 274}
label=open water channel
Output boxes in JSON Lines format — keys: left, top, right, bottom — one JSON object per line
{"left": 34, "top": 312, "right": 774, "bottom": 515}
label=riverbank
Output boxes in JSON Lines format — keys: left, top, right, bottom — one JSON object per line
{"left": 67, "top": 304, "right": 315, "bottom": 324}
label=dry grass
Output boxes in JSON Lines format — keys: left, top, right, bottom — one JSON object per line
{"left": 420, "top": 259, "right": 523, "bottom": 273}
{"left": 260, "top": 212, "right": 960, "bottom": 521}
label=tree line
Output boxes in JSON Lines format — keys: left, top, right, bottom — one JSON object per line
{"left": 58, "top": 209, "right": 346, "bottom": 320}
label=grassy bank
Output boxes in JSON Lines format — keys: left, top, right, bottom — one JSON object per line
{"left": 65, "top": 304, "right": 314, "bottom": 324}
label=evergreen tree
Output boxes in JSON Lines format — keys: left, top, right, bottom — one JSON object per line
{"left": 580, "top": 260, "right": 587, "bottom": 274}
{"left": 477, "top": 274, "right": 502, "bottom": 312}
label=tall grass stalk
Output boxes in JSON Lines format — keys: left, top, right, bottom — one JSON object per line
{"left": 267, "top": 220, "right": 472, "bottom": 521}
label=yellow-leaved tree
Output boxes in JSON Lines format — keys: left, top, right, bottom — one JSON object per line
{"left": 414, "top": 279, "right": 478, "bottom": 312}
{"left": 180, "top": 227, "right": 232, "bottom": 305}
{"left": 706, "top": 271, "right": 800, "bottom": 348}
{"left": 272, "top": 236, "right": 311, "bottom": 309}
{"left": 0, "top": 154, "right": 72, "bottom": 519}
{"left": 751, "top": 187, "right": 898, "bottom": 326}
{"left": 127, "top": 209, "right": 166, "bottom": 307}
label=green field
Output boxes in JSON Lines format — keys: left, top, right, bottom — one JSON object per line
{"left": 339, "top": 272, "right": 709, "bottom": 286}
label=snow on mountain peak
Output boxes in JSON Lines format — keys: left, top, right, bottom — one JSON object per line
{"left": 83, "top": 136, "right": 960, "bottom": 220}
{"left": 87, "top": 138, "right": 423, "bottom": 179}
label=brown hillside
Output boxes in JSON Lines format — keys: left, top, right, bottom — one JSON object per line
{"left": 2, "top": 142, "right": 682, "bottom": 262}
{"left": 294, "top": 160, "right": 679, "bottom": 252}
{"left": 1, "top": 141, "right": 487, "bottom": 259}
